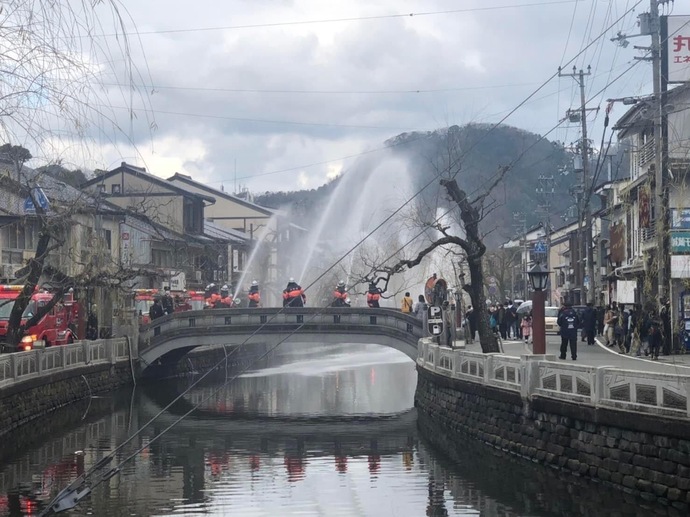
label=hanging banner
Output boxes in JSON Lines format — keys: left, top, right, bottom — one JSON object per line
{"left": 664, "top": 15, "right": 690, "bottom": 83}
{"left": 609, "top": 223, "right": 626, "bottom": 264}
{"left": 638, "top": 187, "right": 651, "bottom": 229}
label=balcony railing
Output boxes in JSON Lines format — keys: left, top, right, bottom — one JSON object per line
{"left": 641, "top": 225, "right": 657, "bottom": 243}
{"left": 639, "top": 138, "right": 655, "bottom": 166}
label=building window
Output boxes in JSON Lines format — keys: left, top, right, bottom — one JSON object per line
{"left": 98, "top": 184, "right": 106, "bottom": 193}
{"left": 152, "top": 248, "right": 173, "bottom": 268}
{"left": 111, "top": 184, "right": 121, "bottom": 194}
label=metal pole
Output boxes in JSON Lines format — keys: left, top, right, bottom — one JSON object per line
{"left": 532, "top": 289, "right": 546, "bottom": 354}
{"left": 579, "top": 69, "right": 595, "bottom": 305}
{"left": 651, "top": 0, "right": 667, "bottom": 302}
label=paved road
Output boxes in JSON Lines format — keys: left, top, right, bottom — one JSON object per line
{"left": 462, "top": 332, "right": 690, "bottom": 375}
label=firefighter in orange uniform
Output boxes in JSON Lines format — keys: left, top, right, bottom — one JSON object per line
{"left": 205, "top": 284, "right": 221, "bottom": 309}
{"left": 282, "top": 278, "right": 306, "bottom": 307}
{"left": 217, "top": 285, "right": 233, "bottom": 308}
{"left": 248, "top": 280, "right": 261, "bottom": 307}
{"left": 332, "top": 281, "right": 350, "bottom": 307}
{"left": 366, "top": 283, "right": 382, "bottom": 308}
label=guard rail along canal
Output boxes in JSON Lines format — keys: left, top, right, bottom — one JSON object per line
{"left": 415, "top": 339, "right": 690, "bottom": 507}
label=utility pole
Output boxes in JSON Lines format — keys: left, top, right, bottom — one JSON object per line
{"left": 650, "top": 0, "right": 668, "bottom": 302}
{"left": 560, "top": 65, "right": 596, "bottom": 304}
{"left": 536, "top": 175, "right": 555, "bottom": 304}
{"left": 513, "top": 212, "right": 528, "bottom": 300}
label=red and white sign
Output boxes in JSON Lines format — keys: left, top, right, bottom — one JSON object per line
{"left": 666, "top": 15, "right": 690, "bottom": 83}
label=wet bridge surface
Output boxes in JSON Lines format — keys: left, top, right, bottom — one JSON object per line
{"left": 139, "top": 307, "right": 424, "bottom": 369}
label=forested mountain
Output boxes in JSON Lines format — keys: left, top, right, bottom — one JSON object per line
{"left": 256, "top": 123, "right": 580, "bottom": 247}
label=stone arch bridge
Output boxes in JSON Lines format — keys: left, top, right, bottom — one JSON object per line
{"left": 138, "top": 307, "right": 424, "bottom": 371}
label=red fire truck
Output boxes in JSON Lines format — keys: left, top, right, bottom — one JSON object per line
{"left": 134, "top": 289, "right": 158, "bottom": 325}
{"left": 0, "top": 285, "right": 79, "bottom": 352}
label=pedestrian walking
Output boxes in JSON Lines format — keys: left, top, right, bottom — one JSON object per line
{"left": 149, "top": 297, "right": 164, "bottom": 321}
{"left": 412, "top": 295, "right": 426, "bottom": 319}
{"left": 582, "top": 302, "right": 597, "bottom": 346}
{"left": 520, "top": 313, "right": 532, "bottom": 343}
{"left": 400, "top": 292, "right": 413, "bottom": 314}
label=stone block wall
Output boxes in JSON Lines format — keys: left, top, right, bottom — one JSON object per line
{"left": 0, "top": 362, "right": 134, "bottom": 437}
{"left": 416, "top": 366, "right": 690, "bottom": 511}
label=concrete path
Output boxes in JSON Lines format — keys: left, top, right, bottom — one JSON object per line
{"left": 461, "top": 332, "right": 690, "bottom": 375}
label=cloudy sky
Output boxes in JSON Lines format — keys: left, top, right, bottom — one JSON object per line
{"left": 27, "top": 0, "right": 682, "bottom": 193}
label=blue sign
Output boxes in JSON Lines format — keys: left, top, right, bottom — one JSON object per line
{"left": 671, "top": 231, "right": 690, "bottom": 253}
{"left": 533, "top": 240, "right": 548, "bottom": 254}
{"left": 23, "top": 186, "right": 50, "bottom": 214}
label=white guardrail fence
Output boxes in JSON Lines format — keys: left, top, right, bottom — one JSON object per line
{"left": 0, "top": 338, "right": 131, "bottom": 387}
{"left": 418, "top": 340, "right": 690, "bottom": 419}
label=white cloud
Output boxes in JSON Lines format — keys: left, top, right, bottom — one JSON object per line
{"left": 15, "top": 0, "right": 661, "bottom": 193}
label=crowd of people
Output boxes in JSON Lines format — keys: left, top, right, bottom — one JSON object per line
{"left": 469, "top": 297, "right": 676, "bottom": 362}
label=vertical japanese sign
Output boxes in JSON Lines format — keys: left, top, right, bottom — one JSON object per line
{"left": 664, "top": 15, "right": 690, "bottom": 83}
{"left": 121, "top": 231, "right": 131, "bottom": 267}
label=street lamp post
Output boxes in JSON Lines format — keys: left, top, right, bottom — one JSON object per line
{"left": 528, "top": 262, "right": 550, "bottom": 355}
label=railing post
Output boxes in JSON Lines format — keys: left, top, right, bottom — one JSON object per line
{"left": 485, "top": 354, "right": 494, "bottom": 384}
{"left": 35, "top": 349, "right": 42, "bottom": 375}
{"left": 9, "top": 354, "right": 17, "bottom": 380}
{"left": 83, "top": 340, "right": 90, "bottom": 365}
{"left": 594, "top": 367, "right": 607, "bottom": 408}
{"left": 519, "top": 354, "right": 556, "bottom": 401}
{"left": 62, "top": 344, "right": 68, "bottom": 368}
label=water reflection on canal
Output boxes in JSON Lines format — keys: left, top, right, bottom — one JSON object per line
{"left": 0, "top": 343, "right": 679, "bottom": 516}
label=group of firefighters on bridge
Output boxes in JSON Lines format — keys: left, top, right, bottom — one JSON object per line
{"left": 144, "top": 277, "right": 390, "bottom": 322}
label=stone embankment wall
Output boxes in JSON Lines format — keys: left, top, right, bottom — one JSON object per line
{"left": 416, "top": 365, "right": 690, "bottom": 511}
{"left": 0, "top": 360, "right": 133, "bottom": 437}
{"left": 0, "top": 338, "right": 273, "bottom": 437}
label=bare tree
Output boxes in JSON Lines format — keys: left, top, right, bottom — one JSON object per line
{"left": 484, "top": 247, "right": 521, "bottom": 302}
{"left": 0, "top": 1, "right": 152, "bottom": 347}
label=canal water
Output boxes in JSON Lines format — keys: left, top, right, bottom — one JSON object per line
{"left": 0, "top": 343, "right": 679, "bottom": 516}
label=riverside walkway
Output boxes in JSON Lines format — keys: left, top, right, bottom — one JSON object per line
{"left": 474, "top": 333, "right": 690, "bottom": 373}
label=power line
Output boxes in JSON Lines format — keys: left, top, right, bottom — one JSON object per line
{"left": 95, "top": 1, "right": 583, "bottom": 37}
{"left": 98, "top": 81, "right": 539, "bottom": 96}
{"left": 101, "top": 104, "right": 420, "bottom": 131}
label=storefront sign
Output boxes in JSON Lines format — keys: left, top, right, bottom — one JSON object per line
{"left": 671, "top": 231, "right": 690, "bottom": 253}
{"left": 671, "top": 255, "right": 690, "bottom": 279}
{"left": 664, "top": 15, "right": 690, "bottom": 84}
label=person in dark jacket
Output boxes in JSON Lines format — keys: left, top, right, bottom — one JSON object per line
{"left": 161, "top": 286, "right": 175, "bottom": 315}
{"left": 557, "top": 302, "right": 580, "bottom": 360}
{"left": 283, "top": 278, "right": 306, "bottom": 307}
{"left": 86, "top": 305, "right": 98, "bottom": 340}
{"left": 645, "top": 308, "right": 663, "bottom": 360}
{"left": 581, "top": 302, "right": 597, "bottom": 346}
{"left": 149, "top": 297, "right": 165, "bottom": 321}
{"left": 366, "top": 283, "right": 382, "bottom": 308}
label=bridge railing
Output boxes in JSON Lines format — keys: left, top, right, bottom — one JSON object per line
{"left": 418, "top": 340, "right": 690, "bottom": 418}
{"left": 139, "top": 307, "right": 424, "bottom": 350}
{"left": 0, "top": 338, "right": 132, "bottom": 388}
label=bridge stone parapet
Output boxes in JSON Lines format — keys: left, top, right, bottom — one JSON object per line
{"left": 139, "top": 307, "right": 423, "bottom": 370}
{"left": 416, "top": 340, "right": 690, "bottom": 508}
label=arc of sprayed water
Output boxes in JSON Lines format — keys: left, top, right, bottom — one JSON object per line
{"left": 233, "top": 213, "right": 278, "bottom": 299}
